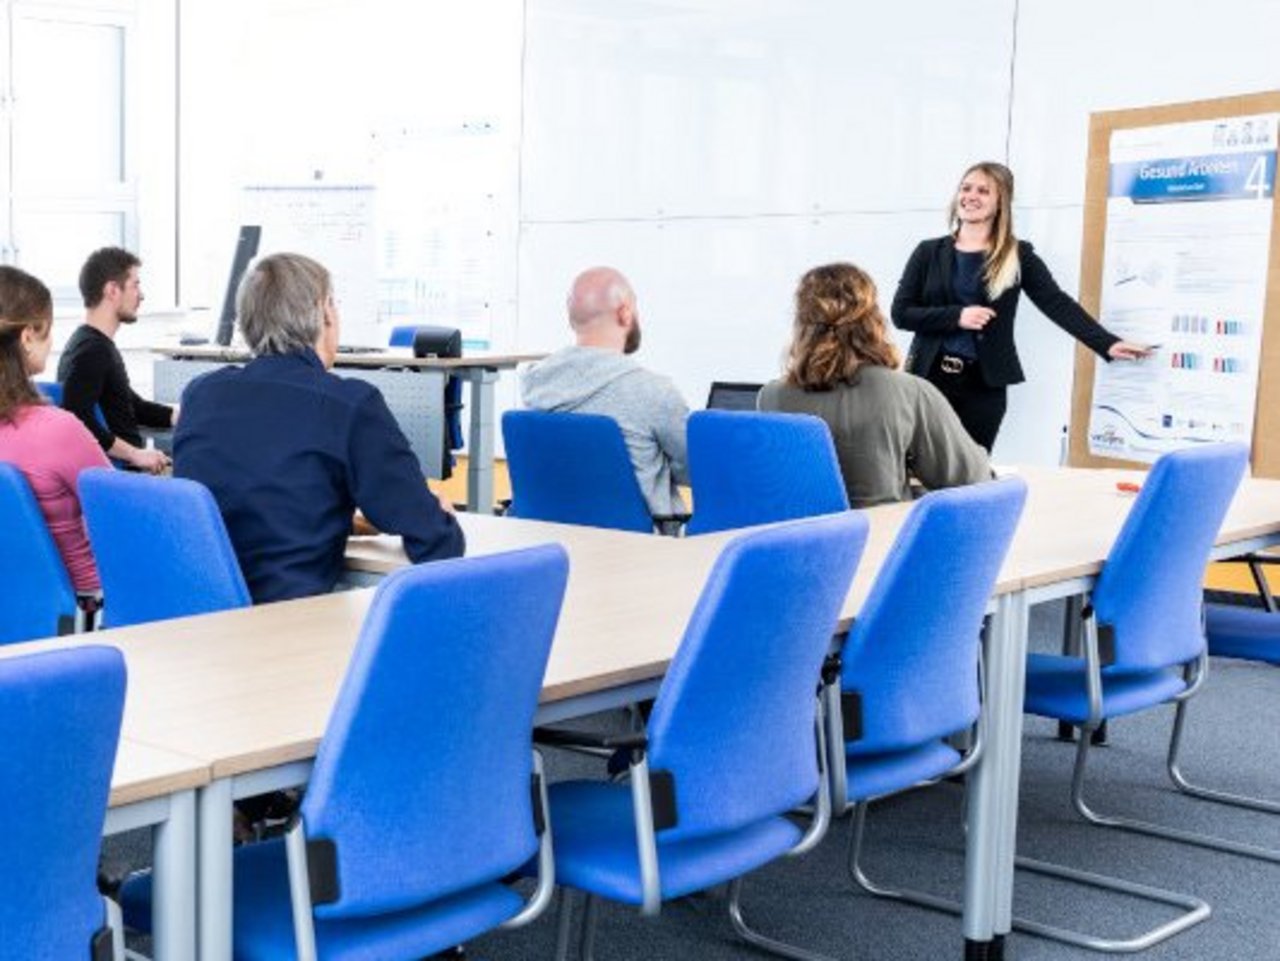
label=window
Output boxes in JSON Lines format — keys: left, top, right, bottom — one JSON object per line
{"left": 1, "top": 0, "right": 140, "bottom": 308}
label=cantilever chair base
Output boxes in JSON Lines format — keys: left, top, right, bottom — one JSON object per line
{"left": 553, "top": 878, "right": 842, "bottom": 961}
{"left": 728, "top": 878, "right": 838, "bottom": 961}
{"left": 1068, "top": 715, "right": 1280, "bottom": 863}
{"left": 847, "top": 803, "right": 1211, "bottom": 954}
{"left": 1169, "top": 698, "right": 1280, "bottom": 814}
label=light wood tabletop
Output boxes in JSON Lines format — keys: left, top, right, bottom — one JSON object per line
{"left": 8, "top": 468, "right": 1280, "bottom": 792}
{"left": 998, "top": 466, "right": 1280, "bottom": 591}
{"left": 111, "top": 740, "right": 209, "bottom": 808}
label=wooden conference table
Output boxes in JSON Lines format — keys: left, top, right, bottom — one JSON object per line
{"left": 151, "top": 344, "right": 545, "bottom": 512}
{"left": 8, "top": 465, "right": 1280, "bottom": 960}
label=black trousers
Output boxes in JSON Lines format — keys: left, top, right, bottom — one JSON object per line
{"left": 925, "top": 353, "right": 1007, "bottom": 452}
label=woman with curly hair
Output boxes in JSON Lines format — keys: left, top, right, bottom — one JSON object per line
{"left": 758, "top": 262, "right": 989, "bottom": 508}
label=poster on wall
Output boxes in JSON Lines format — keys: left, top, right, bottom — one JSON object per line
{"left": 372, "top": 123, "right": 512, "bottom": 352}
{"left": 241, "top": 185, "right": 380, "bottom": 347}
{"left": 1087, "top": 113, "right": 1278, "bottom": 461}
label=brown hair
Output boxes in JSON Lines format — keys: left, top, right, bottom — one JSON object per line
{"left": 784, "top": 263, "right": 900, "bottom": 390}
{"left": 949, "top": 161, "right": 1020, "bottom": 298}
{"left": 79, "top": 246, "right": 141, "bottom": 309}
{"left": 0, "top": 266, "right": 53, "bottom": 423}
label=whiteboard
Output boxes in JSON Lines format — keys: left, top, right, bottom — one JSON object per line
{"left": 240, "top": 185, "right": 380, "bottom": 345}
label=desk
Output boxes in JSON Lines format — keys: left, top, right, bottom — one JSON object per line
{"left": 17, "top": 467, "right": 1280, "bottom": 959}
{"left": 86, "top": 517, "right": 721, "bottom": 961}
{"left": 151, "top": 345, "right": 544, "bottom": 511}
{"left": 349, "top": 469, "right": 1280, "bottom": 956}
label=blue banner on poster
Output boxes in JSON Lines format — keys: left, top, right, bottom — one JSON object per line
{"left": 1109, "top": 150, "right": 1275, "bottom": 202}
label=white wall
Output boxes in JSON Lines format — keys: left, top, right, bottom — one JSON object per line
{"left": 174, "top": 0, "right": 1280, "bottom": 463}
{"left": 518, "top": 0, "right": 1014, "bottom": 433}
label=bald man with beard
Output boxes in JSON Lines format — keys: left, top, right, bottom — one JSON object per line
{"left": 520, "top": 266, "right": 691, "bottom": 520}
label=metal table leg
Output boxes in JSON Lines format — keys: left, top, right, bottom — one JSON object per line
{"left": 198, "top": 779, "right": 234, "bottom": 961}
{"left": 466, "top": 368, "right": 499, "bottom": 513}
{"left": 152, "top": 789, "right": 197, "bottom": 960}
{"left": 964, "top": 590, "right": 1029, "bottom": 960}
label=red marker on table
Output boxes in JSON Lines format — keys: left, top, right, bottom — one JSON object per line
{"left": 1116, "top": 481, "right": 1141, "bottom": 494}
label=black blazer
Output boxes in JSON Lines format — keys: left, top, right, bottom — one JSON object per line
{"left": 891, "top": 236, "right": 1119, "bottom": 388}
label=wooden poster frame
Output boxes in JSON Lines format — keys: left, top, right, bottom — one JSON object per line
{"left": 1067, "top": 90, "right": 1280, "bottom": 477}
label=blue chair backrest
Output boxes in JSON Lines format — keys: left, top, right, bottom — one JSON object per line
{"left": 502, "top": 410, "right": 654, "bottom": 532}
{"left": 301, "top": 544, "right": 568, "bottom": 918}
{"left": 0, "top": 645, "right": 125, "bottom": 954}
{"left": 0, "top": 462, "right": 78, "bottom": 644}
{"left": 387, "top": 325, "right": 416, "bottom": 348}
{"left": 1091, "top": 443, "right": 1249, "bottom": 671}
{"left": 646, "top": 511, "right": 868, "bottom": 841}
{"left": 79, "top": 469, "right": 251, "bottom": 628}
{"left": 684, "top": 411, "right": 849, "bottom": 535}
{"left": 840, "top": 478, "right": 1027, "bottom": 752}
{"left": 35, "top": 380, "right": 63, "bottom": 405}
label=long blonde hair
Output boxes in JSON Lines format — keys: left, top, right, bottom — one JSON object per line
{"left": 950, "top": 161, "right": 1020, "bottom": 298}
{"left": 784, "top": 263, "right": 900, "bottom": 390}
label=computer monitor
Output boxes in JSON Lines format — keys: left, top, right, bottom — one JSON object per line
{"left": 214, "top": 225, "right": 261, "bottom": 346}
{"left": 705, "top": 381, "right": 763, "bottom": 411}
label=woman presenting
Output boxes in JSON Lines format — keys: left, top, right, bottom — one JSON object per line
{"left": 891, "top": 161, "right": 1150, "bottom": 451}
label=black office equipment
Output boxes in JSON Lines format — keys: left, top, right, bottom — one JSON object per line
{"left": 214, "top": 226, "right": 262, "bottom": 346}
{"left": 705, "top": 381, "right": 763, "bottom": 411}
{"left": 411, "top": 326, "right": 463, "bottom": 359}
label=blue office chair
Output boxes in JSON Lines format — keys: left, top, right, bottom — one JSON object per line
{"left": 126, "top": 544, "right": 568, "bottom": 958}
{"left": 503, "top": 410, "right": 664, "bottom": 533}
{"left": 1166, "top": 553, "right": 1280, "bottom": 814}
{"left": 830, "top": 480, "right": 1023, "bottom": 923}
{"left": 0, "top": 645, "right": 127, "bottom": 959}
{"left": 79, "top": 469, "right": 250, "bottom": 628}
{"left": 684, "top": 410, "right": 848, "bottom": 536}
{"left": 35, "top": 380, "right": 63, "bottom": 405}
{"left": 1014, "top": 444, "right": 1253, "bottom": 949}
{"left": 390, "top": 324, "right": 464, "bottom": 479}
{"left": 833, "top": 478, "right": 1025, "bottom": 810}
{"left": 537, "top": 512, "right": 869, "bottom": 960}
{"left": 0, "top": 462, "right": 80, "bottom": 644}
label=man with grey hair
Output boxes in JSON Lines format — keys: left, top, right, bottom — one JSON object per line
{"left": 521, "top": 266, "right": 690, "bottom": 519}
{"left": 174, "top": 252, "right": 464, "bottom": 603}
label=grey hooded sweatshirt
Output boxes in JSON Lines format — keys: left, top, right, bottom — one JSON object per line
{"left": 519, "top": 346, "right": 690, "bottom": 517}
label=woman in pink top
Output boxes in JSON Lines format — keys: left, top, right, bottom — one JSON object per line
{"left": 0, "top": 266, "right": 110, "bottom": 592}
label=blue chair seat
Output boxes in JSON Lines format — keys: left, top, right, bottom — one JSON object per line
{"left": 125, "top": 839, "right": 526, "bottom": 960}
{"left": 844, "top": 740, "right": 962, "bottom": 803}
{"left": 548, "top": 781, "right": 802, "bottom": 905}
{"left": 1205, "top": 604, "right": 1280, "bottom": 664}
{"left": 1024, "top": 654, "right": 1188, "bottom": 723}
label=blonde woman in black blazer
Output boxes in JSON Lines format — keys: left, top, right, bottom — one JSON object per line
{"left": 891, "top": 161, "right": 1150, "bottom": 451}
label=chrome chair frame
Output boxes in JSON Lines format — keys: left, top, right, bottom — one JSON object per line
{"left": 552, "top": 701, "right": 836, "bottom": 961}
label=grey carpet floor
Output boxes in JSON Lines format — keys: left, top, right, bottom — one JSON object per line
{"left": 108, "top": 599, "right": 1280, "bottom": 959}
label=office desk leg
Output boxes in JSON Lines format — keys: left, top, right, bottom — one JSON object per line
{"left": 153, "top": 789, "right": 197, "bottom": 961}
{"left": 466, "top": 368, "right": 499, "bottom": 513}
{"left": 198, "top": 779, "right": 234, "bottom": 961}
{"left": 964, "top": 591, "right": 1029, "bottom": 960}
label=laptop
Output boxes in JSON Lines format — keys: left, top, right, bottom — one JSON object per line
{"left": 705, "top": 381, "right": 764, "bottom": 411}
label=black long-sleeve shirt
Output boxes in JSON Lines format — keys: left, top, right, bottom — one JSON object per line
{"left": 57, "top": 324, "right": 173, "bottom": 450}
{"left": 174, "top": 349, "right": 465, "bottom": 603}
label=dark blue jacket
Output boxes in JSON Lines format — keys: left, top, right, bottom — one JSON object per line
{"left": 174, "top": 349, "right": 464, "bottom": 603}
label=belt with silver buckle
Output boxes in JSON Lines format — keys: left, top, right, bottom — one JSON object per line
{"left": 939, "top": 354, "right": 968, "bottom": 375}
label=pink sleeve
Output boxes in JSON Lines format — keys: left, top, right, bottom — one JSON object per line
{"left": 50, "top": 410, "right": 112, "bottom": 488}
